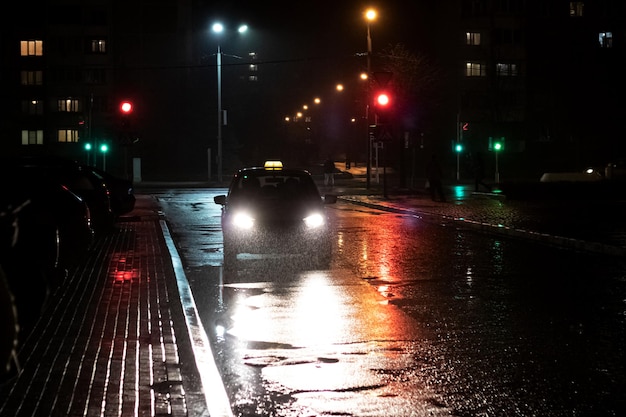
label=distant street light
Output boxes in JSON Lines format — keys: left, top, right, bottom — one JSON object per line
{"left": 211, "top": 22, "right": 248, "bottom": 183}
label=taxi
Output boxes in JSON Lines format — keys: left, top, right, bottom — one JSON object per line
{"left": 214, "top": 161, "right": 337, "bottom": 266}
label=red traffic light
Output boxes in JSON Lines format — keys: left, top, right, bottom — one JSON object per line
{"left": 119, "top": 101, "right": 133, "bottom": 114}
{"left": 375, "top": 93, "right": 390, "bottom": 107}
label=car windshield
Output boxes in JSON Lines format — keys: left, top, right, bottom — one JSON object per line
{"left": 229, "top": 171, "right": 320, "bottom": 200}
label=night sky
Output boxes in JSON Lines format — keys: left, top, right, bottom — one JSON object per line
{"left": 195, "top": 1, "right": 436, "bottom": 118}
{"left": 198, "top": 1, "right": 432, "bottom": 65}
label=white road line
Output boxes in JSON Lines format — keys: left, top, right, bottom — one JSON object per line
{"left": 160, "top": 219, "right": 234, "bottom": 417}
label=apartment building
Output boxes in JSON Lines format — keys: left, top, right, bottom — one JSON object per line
{"left": 2, "top": 1, "right": 623, "bottom": 181}
{"left": 451, "top": 0, "right": 625, "bottom": 177}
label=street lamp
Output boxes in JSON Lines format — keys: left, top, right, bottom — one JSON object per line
{"left": 364, "top": 8, "right": 377, "bottom": 189}
{"left": 211, "top": 22, "right": 248, "bottom": 183}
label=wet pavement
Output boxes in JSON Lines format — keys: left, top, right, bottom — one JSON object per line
{"left": 337, "top": 188, "right": 626, "bottom": 257}
{"left": 0, "top": 197, "right": 210, "bottom": 417}
{"left": 2, "top": 167, "right": 626, "bottom": 417}
{"left": 325, "top": 163, "right": 626, "bottom": 257}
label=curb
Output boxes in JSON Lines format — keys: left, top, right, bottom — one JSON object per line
{"left": 339, "top": 196, "right": 626, "bottom": 257}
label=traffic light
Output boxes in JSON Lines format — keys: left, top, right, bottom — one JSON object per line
{"left": 460, "top": 122, "right": 470, "bottom": 141}
{"left": 119, "top": 100, "right": 133, "bottom": 115}
{"left": 375, "top": 92, "right": 390, "bottom": 107}
{"left": 119, "top": 100, "right": 133, "bottom": 129}
{"left": 373, "top": 91, "right": 392, "bottom": 123}
{"left": 455, "top": 143, "right": 464, "bottom": 153}
{"left": 117, "top": 100, "right": 139, "bottom": 145}
{"left": 489, "top": 136, "right": 505, "bottom": 152}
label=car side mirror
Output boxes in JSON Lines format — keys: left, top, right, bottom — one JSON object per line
{"left": 214, "top": 195, "right": 226, "bottom": 205}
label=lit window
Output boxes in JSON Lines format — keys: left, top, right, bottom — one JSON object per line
{"left": 248, "top": 75, "right": 258, "bottom": 82}
{"left": 599, "top": 32, "right": 613, "bottom": 48}
{"left": 21, "top": 130, "right": 44, "bottom": 145}
{"left": 465, "top": 62, "right": 486, "bottom": 77}
{"left": 57, "top": 129, "right": 80, "bottom": 143}
{"left": 249, "top": 64, "right": 257, "bottom": 72}
{"left": 58, "top": 98, "right": 80, "bottom": 112}
{"left": 569, "top": 2, "right": 584, "bottom": 17}
{"left": 466, "top": 32, "right": 481, "bottom": 46}
{"left": 22, "top": 99, "right": 43, "bottom": 115}
{"left": 21, "top": 70, "right": 43, "bottom": 85}
{"left": 90, "top": 39, "right": 107, "bottom": 54}
{"left": 20, "top": 40, "right": 43, "bottom": 56}
{"left": 496, "top": 63, "right": 519, "bottom": 76}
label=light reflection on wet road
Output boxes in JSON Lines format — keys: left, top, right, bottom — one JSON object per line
{"left": 156, "top": 188, "right": 626, "bottom": 417}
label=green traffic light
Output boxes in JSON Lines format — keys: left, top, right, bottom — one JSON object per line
{"left": 455, "top": 143, "right": 463, "bottom": 153}
{"left": 84, "top": 143, "right": 92, "bottom": 151}
{"left": 494, "top": 142, "right": 502, "bottom": 151}
{"left": 100, "top": 144, "right": 108, "bottom": 153}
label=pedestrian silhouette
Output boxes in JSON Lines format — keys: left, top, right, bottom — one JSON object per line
{"left": 426, "top": 153, "right": 446, "bottom": 202}
{"left": 323, "top": 157, "right": 335, "bottom": 186}
{"left": 472, "top": 152, "right": 491, "bottom": 192}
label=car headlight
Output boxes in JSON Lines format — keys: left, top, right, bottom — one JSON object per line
{"left": 303, "top": 212, "right": 325, "bottom": 229}
{"left": 232, "top": 212, "right": 255, "bottom": 229}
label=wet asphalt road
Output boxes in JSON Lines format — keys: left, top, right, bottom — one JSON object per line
{"left": 152, "top": 186, "right": 626, "bottom": 417}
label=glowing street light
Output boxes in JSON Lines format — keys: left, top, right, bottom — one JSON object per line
{"left": 364, "top": 7, "right": 377, "bottom": 189}
{"left": 211, "top": 21, "right": 248, "bottom": 183}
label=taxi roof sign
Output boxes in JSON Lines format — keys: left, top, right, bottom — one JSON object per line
{"left": 264, "top": 160, "right": 283, "bottom": 170}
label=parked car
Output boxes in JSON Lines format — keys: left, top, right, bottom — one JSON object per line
{"left": 85, "top": 165, "right": 136, "bottom": 216}
{"left": 0, "top": 169, "right": 94, "bottom": 340}
{"left": 1, "top": 205, "right": 21, "bottom": 380}
{"left": 2, "top": 156, "right": 115, "bottom": 235}
{"left": 214, "top": 161, "right": 337, "bottom": 268}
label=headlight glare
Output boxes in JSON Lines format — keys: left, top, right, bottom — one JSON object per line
{"left": 303, "top": 212, "right": 324, "bottom": 228}
{"left": 232, "top": 212, "right": 255, "bottom": 229}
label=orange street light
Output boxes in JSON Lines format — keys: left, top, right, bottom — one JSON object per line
{"left": 364, "top": 7, "right": 378, "bottom": 189}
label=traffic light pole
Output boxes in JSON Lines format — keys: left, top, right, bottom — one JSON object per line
{"left": 495, "top": 151, "right": 500, "bottom": 183}
{"left": 456, "top": 117, "right": 461, "bottom": 181}
{"left": 366, "top": 21, "right": 372, "bottom": 190}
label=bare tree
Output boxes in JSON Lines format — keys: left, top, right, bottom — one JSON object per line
{"left": 377, "top": 43, "right": 443, "bottom": 128}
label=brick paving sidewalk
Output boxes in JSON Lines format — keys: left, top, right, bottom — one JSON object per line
{"left": 0, "top": 215, "right": 206, "bottom": 416}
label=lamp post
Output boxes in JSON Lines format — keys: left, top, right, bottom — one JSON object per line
{"left": 364, "top": 8, "right": 377, "bottom": 189}
{"left": 211, "top": 22, "right": 248, "bottom": 183}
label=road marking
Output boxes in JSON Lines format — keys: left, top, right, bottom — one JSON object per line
{"left": 160, "top": 220, "right": 234, "bottom": 417}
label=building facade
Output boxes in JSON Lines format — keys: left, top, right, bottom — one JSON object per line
{"left": 2, "top": 1, "right": 624, "bottom": 181}
{"left": 451, "top": 0, "right": 625, "bottom": 178}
